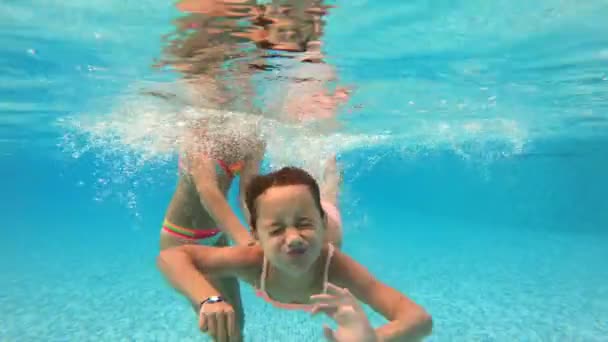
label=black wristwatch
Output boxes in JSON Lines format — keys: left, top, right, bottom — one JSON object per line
{"left": 199, "top": 295, "right": 224, "bottom": 311}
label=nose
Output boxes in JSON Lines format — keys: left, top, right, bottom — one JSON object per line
{"left": 285, "top": 228, "right": 304, "bottom": 247}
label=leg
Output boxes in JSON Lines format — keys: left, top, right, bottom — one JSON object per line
{"left": 320, "top": 155, "right": 343, "bottom": 248}
{"left": 320, "top": 154, "right": 342, "bottom": 205}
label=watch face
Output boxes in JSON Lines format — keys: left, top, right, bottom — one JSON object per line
{"left": 208, "top": 296, "right": 223, "bottom": 303}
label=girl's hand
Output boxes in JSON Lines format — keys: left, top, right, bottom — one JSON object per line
{"left": 311, "top": 283, "right": 378, "bottom": 342}
{"left": 199, "top": 298, "right": 241, "bottom": 342}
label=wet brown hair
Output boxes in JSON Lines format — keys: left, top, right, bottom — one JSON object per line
{"left": 245, "top": 167, "right": 325, "bottom": 231}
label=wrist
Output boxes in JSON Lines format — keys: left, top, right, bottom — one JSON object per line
{"left": 198, "top": 295, "right": 225, "bottom": 311}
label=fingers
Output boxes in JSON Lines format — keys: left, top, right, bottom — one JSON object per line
{"left": 310, "top": 295, "right": 344, "bottom": 313}
{"left": 206, "top": 312, "right": 217, "bottom": 337}
{"left": 311, "top": 302, "right": 338, "bottom": 317}
{"left": 310, "top": 293, "right": 344, "bottom": 313}
{"left": 322, "top": 325, "right": 338, "bottom": 342}
{"left": 227, "top": 310, "right": 237, "bottom": 340}
{"left": 310, "top": 293, "right": 335, "bottom": 302}
{"left": 200, "top": 307, "right": 238, "bottom": 342}
{"left": 199, "top": 314, "right": 208, "bottom": 333}
{"left": 216, "top": 312, "right": 226, "bottom": 342}
{"left": 311, "top": 284, "right": 365, "bottom": 326}
{"left": 325, "top": 282, "right": 350, "bottom": 296}
{"left": 310, "top": 291, "right": 351, "bottom": 306}
{"left": 315, "top": 283, "right": 359, "bottom": 307}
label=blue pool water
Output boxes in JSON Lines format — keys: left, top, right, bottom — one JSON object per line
{"left": 2, "top": 1, "right": 608, "bottom": 341}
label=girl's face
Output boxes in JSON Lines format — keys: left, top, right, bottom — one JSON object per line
{"left": 254, "top": 185, "right": 325, "bottom": 276}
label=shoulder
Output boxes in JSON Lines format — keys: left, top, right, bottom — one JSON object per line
{"left": 234, "top": 245, "right": 265, "bottom": 282}
{"left": 327, "top": 248, "right": 375, "bottom": 289}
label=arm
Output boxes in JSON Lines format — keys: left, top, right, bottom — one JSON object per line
{"left": 157, "top": 245, "right": 261, "bottom": 307}
{"left": 332, "top": 252, "right": 433, "bottom": 342}
{"left": 238, "top": 140, "right": 266, "bottom": 225}
{"left": 189, "top": 157, "right": 253, "bottom": 246}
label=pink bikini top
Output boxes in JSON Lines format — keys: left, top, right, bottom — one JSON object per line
{"left": 255, "top": 244, "right": 335, "bottom": 312}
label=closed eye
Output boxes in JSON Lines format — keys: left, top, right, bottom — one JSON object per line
{"left": 296, "top": 218, "right": 313, "bottom": 227}
{"left": 269, "top": 223, "right": 284, "bottom": 235}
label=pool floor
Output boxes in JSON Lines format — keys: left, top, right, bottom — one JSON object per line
{"left": 2, "top": 213, "right": 606, "bottom": 341}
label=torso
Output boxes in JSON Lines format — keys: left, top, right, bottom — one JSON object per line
{"left": 165, "top": 112, "right": 264, "bottom": 231}
{"left": 253, "top": 244, "right": 335, "bottom": 308}
{"left": 165, "top": 175, "right": 228, "bottom": 230}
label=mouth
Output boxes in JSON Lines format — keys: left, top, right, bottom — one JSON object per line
{"left": 286, "top": 246, "right": 308, "bottom": 256}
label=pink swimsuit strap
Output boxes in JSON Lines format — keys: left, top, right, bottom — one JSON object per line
{"left": 256, "top": 244, "right": 335, "bottom": 312}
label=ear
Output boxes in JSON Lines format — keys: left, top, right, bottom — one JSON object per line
{"left": 322, "top": 210, "right": 329, "bottom": 230}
